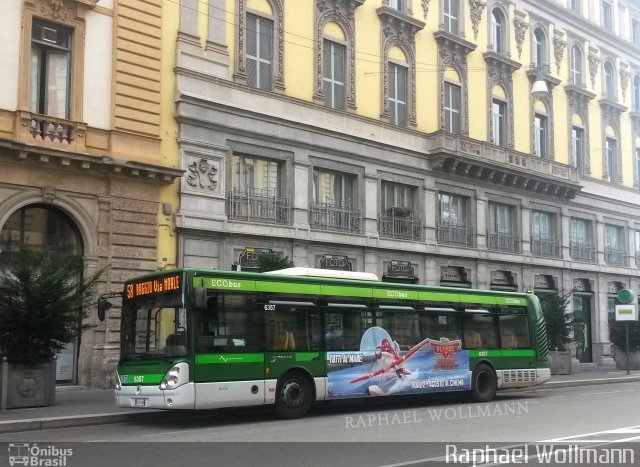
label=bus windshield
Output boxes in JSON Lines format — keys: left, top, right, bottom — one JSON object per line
{"left": 121, "top": 304, "right": 188, "bottom": 361}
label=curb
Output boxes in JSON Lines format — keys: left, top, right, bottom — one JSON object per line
{"left": 2, "top": 376, "right": 639, "bottom": 434}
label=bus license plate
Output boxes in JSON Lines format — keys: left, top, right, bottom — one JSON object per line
{"left": 134, "top": 398, "right": 147, "bottom": 407}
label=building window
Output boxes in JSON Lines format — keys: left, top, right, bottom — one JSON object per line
{"left": 438, "top": 192, "right": 473, "bottom": 247}
{"left": 531, "top": 211, "right": 559, "bottom": 257}
{"left": 311, "top": 169, "right": 360, "bottom": 232}
{"left": 604, "top": 224, "right": 626, "bottom": 265}
{"left": 570, "top": 218, "right": 595, "bottom": 261}
{"left": 246, "top": 13, "right": 273, "bottom": 90}
{"left": 30, "top": 19, "right": 72, "bottom": 119}
{"left": 380, "top": 182, "right": 421, "bottom": 240}
{"left": 570, "top": 0, "right": 581, "bottom": 14}
{"left": 636, "top": 230, "right": 640, "bottom": 264}
{"left": 605, "top": 137, "right": 618, "bottom": 182}
{"left": 604, "top": 61, "right": 615, "bottom": 99}
{"left": 602, "top": 1, "right": 613, "bottom": 32}
{"left": 389, "top": 63, "right": 408, "bottom": 127}
{"left": 488, "top": 202, "right": 519, "bottom": 253}
{"left": 323, "top": 40, "right": 346, "bottom": 109}
{"left": 490, "top": 8, "right": 506, "bottom": 54}
{"left": 571, "top": 126, "right": 585, "bottom": 172}
{"left": 633, "top": 19, "right": 640, "bottom": 46}
{"left": 491, "top": 99, "right": 506, "bottom": 146}
{"left": 390, "top": 0, "right": 404, "bottom": 11}
{"left": 533, "top": 28, "right": 546, "bottom": 68}
{"left": 229, "top": 155, "right": 289, "bottom": 224}
{"left": 634, "top": 75, "right": 640, "bottom": 111}
{"left": 444, "top": 82, "right": 461, "bottom": 134}
{"left": 635, "top": 147, "right": 640, "bottom": 189}
{"left": 443, "top": 0, "right": 460, "bottom": 35}
{"left": 570, "top": 45, "right": 583, "bottom": 86}
{"left": 534, "top": 113, "right": 548, "bottom": 158}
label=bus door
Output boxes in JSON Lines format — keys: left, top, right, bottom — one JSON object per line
{"left": 262, "top": 299, "right": 324, "bottom": 381}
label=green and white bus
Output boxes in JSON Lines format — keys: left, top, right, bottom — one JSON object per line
{"left": 105, "top": 267, "right": 550, "bottom": 419}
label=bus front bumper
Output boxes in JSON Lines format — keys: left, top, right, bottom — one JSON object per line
{"left": 116, "top": 383, "right": 195, "bottom": 409}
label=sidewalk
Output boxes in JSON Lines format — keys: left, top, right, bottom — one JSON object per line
{"left": 1, "top": 363, "right": 638, "bottom": 434}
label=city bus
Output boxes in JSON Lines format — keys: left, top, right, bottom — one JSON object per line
{"left": 102, "top": 267, "right": 550, "bottom": 419}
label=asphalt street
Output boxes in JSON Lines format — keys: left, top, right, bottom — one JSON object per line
{"left": 1, "top": 382, "right": 639, "bottom": 466}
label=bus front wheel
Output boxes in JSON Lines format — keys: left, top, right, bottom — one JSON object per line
{"left": 471, "top": 363, "right": 496, "bottom": 403}
{"left": 275, "top": 371, "right": 313, "bottom": 419}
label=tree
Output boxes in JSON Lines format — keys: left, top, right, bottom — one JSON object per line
{"left": 0, "top": 248, "right": 102, "bottom": 365}
{"left": 539, "top": 289, "right": 574, "bottom": 351}
{"left": 610, "top": 320, "right": 640, "bottom": 351}
{"left": 256, "top": 252, "right": 294, "bottom": 272}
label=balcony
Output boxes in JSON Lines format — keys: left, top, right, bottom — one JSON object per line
{"left": 605, "top": 248, "right": 627, "bottom": 266}
{"left": 437, "top": 219, "right": 474, "bottom": 247}
{"left": 228, "top": 188, "right": 290, "bottom": 225}
{"left": 487, "top": 231, "right": 521, "bottom": 253}
{"left": 570, "top": 241, "right": 596, "bottom": 262}
{"left": 311, "top": 200, "right": 361, "bottom": 233}
{"left": 379, "top": 208, "right": 423, "bottom": 241}
{"left": 531, "top": 236, "right": 560, "bottom": 257}
{"left": 16, "top": 111, "right": 86, "bottom": 152}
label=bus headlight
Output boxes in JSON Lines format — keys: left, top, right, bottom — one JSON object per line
{"left": 160, "top": 362, "right": 189, "bottom": 390}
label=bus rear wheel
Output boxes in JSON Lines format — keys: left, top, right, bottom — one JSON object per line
{"left": 275, "top": 371, "right": 313, "bottom": 419}
{"left": 471, "top": 363, "right": 496, "bottom": 403}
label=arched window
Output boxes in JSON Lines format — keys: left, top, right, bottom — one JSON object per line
{"left": 491, "top": 9, "right": 506, "bottom": 54}
{"left": 604, "top": 61, "right": 615, "bottom": 99}
{"left": 634, "top": 75, "right": 640, "bottom": 111}
{"left": 0, "top": 205, "right": 83, "bottom": 262}
{"left": 321, "top": 22, "right": 347, "bottom": 110}
{"left": 533, "top": 28, "right": 546, "bottom": 68}
{"left": 570, "top": 45, "right": 583, "bottom": 86}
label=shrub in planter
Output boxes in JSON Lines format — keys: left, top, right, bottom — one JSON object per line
{"left": 539, "top": 290, "right": 574, "bottom": 375}
{"left": 256, "top": 252, "right": 294, "bottom": 273}
{"left": 0, "top": 248, "right": 101, "bottom": 408}
{"left": 610, "top": 320, "right": 640, "bottom": 370}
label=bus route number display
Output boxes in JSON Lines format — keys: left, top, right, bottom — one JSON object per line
{"left": 126, "top": 274, "right": 181, "bottom": 299}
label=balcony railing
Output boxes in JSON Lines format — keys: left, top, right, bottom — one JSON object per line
{"left": 531, "top": 236, "right": 560, "bottom": 257}
{"left": 487, "top": 231, "right": 521, "bottom": 253}
{"left": 379, "top": 213, "right": 423, "bottom": 241}
{"left": 437, "top": 219, "right": 474, "bottom": 247}
{"left": 605, "top": 248, "right": 627, "bottom": 266}
{"left": 570, "top": 241, "right": 596, "bottom": 262}
{"left": 310, "top": 200, "right": 361, "bottom": 233}
{"left": 16, "top": 111, "right": 86, "bottom": 152}
{"left": 228, "top": 188, "right": 290, "bottom": 225}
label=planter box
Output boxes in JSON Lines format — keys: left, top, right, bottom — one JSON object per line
{"left": 615, "top": 350, "right": 640, "bottom": 370}
{"left": 550, "top": 349, "right": 574, "bottom": 375}
{"left": 1, "top": 358, "right": 56, "bottom": 409}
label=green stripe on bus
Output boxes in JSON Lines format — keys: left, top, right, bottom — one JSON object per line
{"left": 120, "top": 374, "right": 164, "bottom": 384}
{"left": 321, "top": 285, "right": 373, "bottom": 298}
{"left": 295, "top": 352, "right": 322, "bottom": 362}
{"left": 195, "top": 354, "right": 264, "bottom": 364}
{"left": 255, "top": 281, "right": 321, "bottom": 294}
{"left": 468, "top": 349, "right": 535, "bottom": 358}
{"left": 419, "top": 291, "right": 459, "bottom": 302}
{"left": 457, "top": 294, "right": 496, "bottom": 305}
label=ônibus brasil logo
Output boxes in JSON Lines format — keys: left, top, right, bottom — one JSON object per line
{"left": 8, "top": 443, "right": 73, "bottom": 466}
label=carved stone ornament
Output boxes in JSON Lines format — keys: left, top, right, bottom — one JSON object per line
{"left": 513, "top": 10, "right": 527, "bottom": 59}
{"left": 41, "top": 186, "right": 57, "bottom": 202}
{"left": 31, "top": 0, "right": 98, "bottom": 20}
{"left": 588, "top": 47, "right": 601, "bottom": 89}
{"left": 314, "top": 0, "right": 364, "bottom": 110}
{"left": 421, "top": 0, "right": 430, "bottom": 19}
{"left": 469, "top": 0, "right": 486, "bottom": 40}
{"left": 553, "top": 29, "right": 567, "bottom": 75}
{"left": 619, "top": 62, "right": 630, "bottom": 100}
{"left": 186, "top": 158, "right": 218, "bottom": 191}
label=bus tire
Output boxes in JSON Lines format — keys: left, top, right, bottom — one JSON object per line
{"left": 275, "top": 371, "right": 313, "bottom": 419}
{"left": 471, "top": 363, "right": 496, "bottom": 403}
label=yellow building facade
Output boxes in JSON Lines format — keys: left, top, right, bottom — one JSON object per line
{"left": 168, "top": 0, "right": 640, "bottom": 367}
{"left": 0, "top": 0, "right": 181, "bottom": 388}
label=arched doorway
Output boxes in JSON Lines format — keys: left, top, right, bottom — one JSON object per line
{"left": 0, "top": 204, "right": 84, "bottom": 382}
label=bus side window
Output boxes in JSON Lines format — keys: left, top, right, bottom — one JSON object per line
{"left": 463, "top": 314, "right": 499, "bottom": 349}
{"left": 499, "top": 314, "right": 530, "bottom": 349}
{"left": 419, "top": 312, "right": 462, "bottom": 342}
{"left": 324, "top": 303, "right": 371, "bottom": 351}
{"left": 265, "top": 304, "right": 321, "bottom": 352}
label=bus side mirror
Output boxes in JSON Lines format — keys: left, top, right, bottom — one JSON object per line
{"left": 97, "top": 298, "right": 112, "bottom": 322}
{"left": 193, "top": 287, "right": 207, "bottom": 310}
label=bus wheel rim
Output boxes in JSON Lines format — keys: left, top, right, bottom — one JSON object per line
{"left": 282, "top": 380, "right": 303, "bottom": 408}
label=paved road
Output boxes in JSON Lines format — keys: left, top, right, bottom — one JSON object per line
{"left": 1, "top": 382, "right": 639, "bottom": 466}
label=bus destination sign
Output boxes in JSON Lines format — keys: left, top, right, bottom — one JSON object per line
{"left": 126, "top": 274, "right": 181, "bottom": 299}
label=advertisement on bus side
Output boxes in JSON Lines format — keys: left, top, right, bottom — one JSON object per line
{"left": 326, "top": 327, "right": 470, "bottom": 399}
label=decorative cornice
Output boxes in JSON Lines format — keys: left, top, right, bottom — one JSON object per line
{"left": 483, "top": 51, "right": 522, "bottom": 76}
{"left": 564, "top": 84, "right": 596, "bottom": 102}
{"left": 588, "top": 47, "right": 601, "bottom": 89}
{"left": 469, "top": 0, "right": 486, "bottom": 41}
{"left": 553, "top": 29, "right": 567, "bottom": 75}
{"left": 599, "top": 98, "right": 628, "bottom": 119}
{"left": 513, "top": 10, "right": 528, "bottom": 59}
{"left": 433, "top": 31, "right": 477, "bottom": 58}
{"left": 376, "top": 6, "right": 426, "bottom": 31}
{"left": 526, "top": 66, "right": 561, "bottom": 91}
